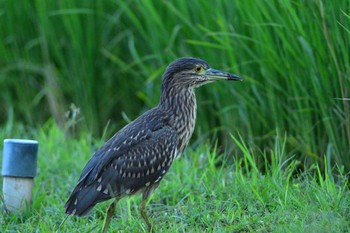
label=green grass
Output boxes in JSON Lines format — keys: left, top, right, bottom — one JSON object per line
{"left": 1, "top": 123, "right": 349, "bottom": 232}
{"left": 0, "top": 1, "right": 349, "bottom": 171}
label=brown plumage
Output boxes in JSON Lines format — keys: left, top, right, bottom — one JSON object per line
{"left": 65, "top": 57, "right": 241, "bottom": 232}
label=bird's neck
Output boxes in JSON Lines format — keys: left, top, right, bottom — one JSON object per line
{"left": 160, "top": 87, "right": 197, "bottom": 157}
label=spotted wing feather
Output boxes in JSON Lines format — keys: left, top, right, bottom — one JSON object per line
{"left": 65, "top": 120, "right": 177, "bottom": 216}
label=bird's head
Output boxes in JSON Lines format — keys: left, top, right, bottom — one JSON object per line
{"left": 161, "top": 57, "right": 242, "bottom": 91}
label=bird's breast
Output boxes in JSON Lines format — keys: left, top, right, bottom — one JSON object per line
{"left": 169, "top": 91, "right": 197, "bottom": 158}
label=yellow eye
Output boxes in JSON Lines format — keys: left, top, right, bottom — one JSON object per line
{"left": 194, "top": 65, "right": 203, "bottom": 73}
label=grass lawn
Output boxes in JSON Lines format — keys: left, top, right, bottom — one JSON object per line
{"left": 0, "top": 123, "right": 349, "bottom": 232}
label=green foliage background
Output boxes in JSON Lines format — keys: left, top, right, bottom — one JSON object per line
{"left": 0, "top": 0, "right": 349, "bottom": 170}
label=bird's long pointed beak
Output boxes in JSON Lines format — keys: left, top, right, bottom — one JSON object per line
{"left": 205, "top": 68, "right": 242, "bottom": 81}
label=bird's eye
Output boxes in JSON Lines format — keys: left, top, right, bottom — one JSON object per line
{"left": 194, "top": 65, "right": 203, "bottom": 73}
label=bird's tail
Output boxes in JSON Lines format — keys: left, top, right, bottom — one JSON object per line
{"left": 64, "top": 181, "right": 110, "bottom": 216}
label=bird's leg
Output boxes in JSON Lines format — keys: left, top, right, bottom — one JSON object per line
{"left": 140, "top": 185, "right": 158, "bottom": 232}
{"left": 101, "top": 200, "right": 117, "bottom": 233}
{"left": 140, "top": 196, "right": 152, "bottom": 231}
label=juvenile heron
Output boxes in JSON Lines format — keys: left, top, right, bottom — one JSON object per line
{"left": 65, "top": 57, "right": 241, "bottom": 232}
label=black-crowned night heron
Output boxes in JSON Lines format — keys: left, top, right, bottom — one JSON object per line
{"left": 65, "top": 57, "right": 242, "bottom": 232}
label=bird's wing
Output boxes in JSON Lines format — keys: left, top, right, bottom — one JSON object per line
{"left": 78, "top": 123, "right": 152, "bottom": 186}
{"left": 65, "top": 124, "right": 178, "bottom": 216}
{"left": 75, "top": 109, "right": 164, "bottom": 183}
